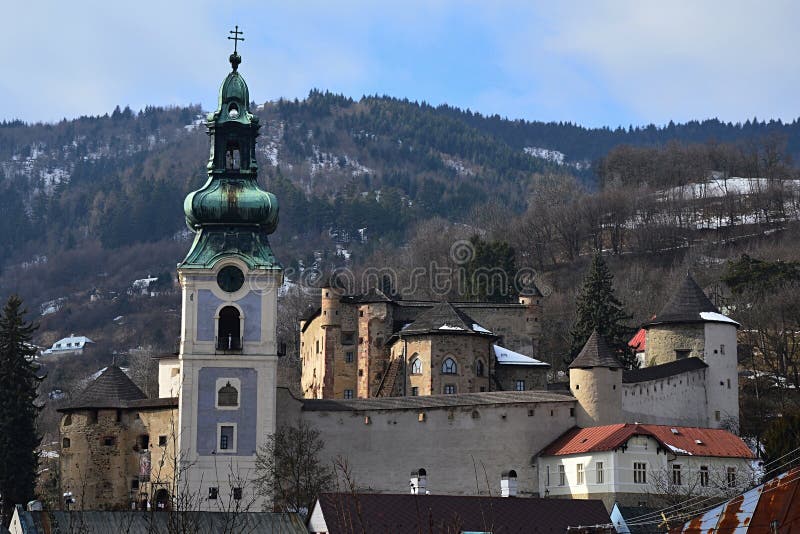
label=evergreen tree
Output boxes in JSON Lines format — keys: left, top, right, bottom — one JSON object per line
{"left": 569, "top": 254, "right": 636, "bottom": 368}
{"left": 0, "top": 296, "right": 41, "bottom": 525}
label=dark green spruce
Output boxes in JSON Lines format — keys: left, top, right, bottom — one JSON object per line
{"left": 0, "top": 296, "right": 41, "bottom": 526}
{"left": 569, "top": 254, "right": 636, "bottom": 368}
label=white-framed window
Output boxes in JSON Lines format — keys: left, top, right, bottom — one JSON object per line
{"left": 515, "top": 380, "right": 525, "bottom": 391}
{"left": 442, "top": 357, "right": 457, "bottom": 374}
{"left": 343, "top": 389, "right": 354, "bottom": 399}
{"left": 558, "top": 465, "right": 566, "bottom": 486}
{"left": 727, "top": 467, "right": 737, "bottom": 487}
{"left": 634, "top": 462, "right": 647, "bottom": 484}
{"left": 699, "top": 465, "right": 709, "bottom": 487}
{"left": 444, "top": 384, "right": 456, "bottom": 394}
{"left": 576, "top": 463, "right": 584, "bottom": 484}
{"left": 217, "top": 423, "right": 237, "bottom": 453}
{"left": 410, "top": 356, "right": 422, "bottom": 375}
{"left": 215, "top": 378, "right": 241, "bottom": 410}
{"left": 672, "top": 464, "right": 682, "bottom": 486}
{"left": 596, "top": 462, "right": 604, "bottom": 484}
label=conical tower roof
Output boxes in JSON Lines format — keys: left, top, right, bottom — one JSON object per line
{"left": 64, "top": 366, "right": 147, "bottom": 409}
{"left": 400, "top": 302, "right": 495, "bottom": 337}
{"left": 645, "top": 273, "right": 737, "bottom": 327}
{"left": 569, "top": 330, "right": 623, "bottom": 369}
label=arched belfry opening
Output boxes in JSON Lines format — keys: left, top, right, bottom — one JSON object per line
{"left": 225, "top": 140, "right": 241, "bottom": 170}
{"left": 218, "top": 306, "right": 241, "bottom": 350}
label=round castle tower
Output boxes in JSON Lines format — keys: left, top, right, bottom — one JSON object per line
{"left": 519, "top": 285, "right": 543, "bottom": 357}
{"left": 569, "top": 330, "right": 623, "bottom": 427}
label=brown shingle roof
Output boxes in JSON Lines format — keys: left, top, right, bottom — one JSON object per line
{"left": 60, "top": 366, "right": 147, "bottom": 410}
{"left": 315, "top": 492, "right": 610, "bottom": 534}
{"left": 399, "top": 302, "right": 494, "bottom": 337}
{"left": 646, "top": 273, "right": 726, "bottom": 326}
{"left": 569, "top": 330, "right": 623, "bottom": 369}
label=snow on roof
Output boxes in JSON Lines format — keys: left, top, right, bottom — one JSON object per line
{"left": 472, "top": 323, "right": 493, "bottom": 334}
{"left": 43, "top": 334, "right": 94, "bottom": 353}
{"left": 493, "top": 344, "right": 550, "bottom": 367}
{"left": 699, "top": 311, "right": 739, "bottom": 325}
{"left": 438, "top": 324, "right": 466, "bottom": 331}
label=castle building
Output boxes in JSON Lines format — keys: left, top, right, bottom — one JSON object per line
{"left": 299, "top": 287, "right": 545, "bottom": 399}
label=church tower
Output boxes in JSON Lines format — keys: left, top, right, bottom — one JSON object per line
{"left": 176, "top": 34, "right": 281, "bottom": 510}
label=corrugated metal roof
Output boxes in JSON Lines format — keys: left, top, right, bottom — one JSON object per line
{"left": 540, "top": 424, "right": 755, "bottom": 459}
{"left": 670, "top": 467, "right": 800, "bottom": 533}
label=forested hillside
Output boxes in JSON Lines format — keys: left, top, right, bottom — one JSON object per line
{"left": 1, "top": 91, "right": 799, "bottom": 370}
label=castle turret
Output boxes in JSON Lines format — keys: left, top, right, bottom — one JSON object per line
{"left": 643, "top": 273, "right": 739, "bottom": 428}
{"left": 519, "top": 285, "right": 543, "bottom": 357}
{"left": 569, "top": 331, "right": 623, "bottom": 427}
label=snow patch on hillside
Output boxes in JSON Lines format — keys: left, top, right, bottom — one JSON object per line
{"left": 524, "top": 146, "right": 566, "bottom": 165}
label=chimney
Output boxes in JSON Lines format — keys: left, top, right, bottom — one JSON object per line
{"left": 410, "top": 468, "right": 427, "bottom": 494}
{"left": 501, "top": 470, "right": 518, "bottom": 497}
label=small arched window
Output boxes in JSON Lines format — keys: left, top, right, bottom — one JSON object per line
{"left": 218, "top": 306, "right": 241, "bottom": 350}
{"left": 476, "top": 359, "right": 485, "bottom": 377}
{"left": 442, "top": 357, "right": 457, "bottom": 375}
{"left": 410, "top": 356, "right": 422, "bottom": 375}
{"left": 63, "top": 414, "right": 72, "bottom": 427}
{"left": 218, "top": 382, "right": 239, "bottom": 407}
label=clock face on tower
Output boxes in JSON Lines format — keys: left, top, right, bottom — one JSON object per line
{"left": 217, "top": 265, "right": 245, "bottom": 293}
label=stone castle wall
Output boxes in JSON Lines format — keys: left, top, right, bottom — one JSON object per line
{"left": 645, "top": 325, "right": 705, "bottom": 365}
{"left": 622, "top": 367, "right": 709, "bottom": 427}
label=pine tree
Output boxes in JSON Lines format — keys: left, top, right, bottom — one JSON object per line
{"left": 569, "top": 255, "right": 636, "bottom": 368}
{"left": 0, "top": 296, "right": 41, "bottom": 525}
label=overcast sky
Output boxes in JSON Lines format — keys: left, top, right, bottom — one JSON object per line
{"left": 1, "top": 0, "right": 798, "bottom": 127}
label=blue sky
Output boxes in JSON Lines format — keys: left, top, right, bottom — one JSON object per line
{"left": 1, "top": 1, "right": 798, "bottom": 127}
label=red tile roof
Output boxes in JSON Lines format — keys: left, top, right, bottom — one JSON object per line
{"left": 540, "top": 424, "right": 755, "bottom": 459}
{"left": 629, "top": 328, "right": 646, "bottom": 351}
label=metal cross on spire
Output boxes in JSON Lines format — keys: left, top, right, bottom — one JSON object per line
{"left": 228, "top": 25, "right": 244, "bottom": 54}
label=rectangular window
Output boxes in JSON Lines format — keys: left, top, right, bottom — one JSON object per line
{"left": 131, "top": 479, "right": 139, "bottom": 490}
{"left": 727, "top": 467, "right": 737, "bottom": 487}
{"left": 596, "top": 462, "right": 604, "bottom": 484}
{"left": 558, "top": 465, "right": 565, "bottom": 486}
{"left": 546, "top": 465, "right": 551, "bottom": 487}
{"left": 103, "top": 436, "right": 116, "bottom": 447}
{"left": 576, "top": 463, "right": 584, "bottom": 484}
{"left": 343, "top": 389, "right": 354, "bottom": 399}
{"left": 208, "top": 487, "right": 218, "bottom": 500}
{"left": 675, "top": 349, "right": 691, "bottom": 359}
{"left": 219, "top": 425, "right": 235, "bottom": 452}
{"left": 672, "top": 464, "right": 682, "bottom": 486}
{"left": 715, "top": 410, "right": 721, "bottom": 421}
{"left": 233, "top": 487, "right": 243, "bottom": 500}
{"left": 444, "top": 385, "right": 456, "bottom": 394}
{"left": 158, "top": 435, "right": 167, "bottom": 447}
{"left": 316, "top": 340, "right": 320, "bottom": 354}
{"left": 345, "top": 351, "right": 354, "bottom": 363}
{"left": 515, "top": 380, "right": 525, "bottom": 391}
{"left": 634, "top": 462, "right": 647, "bottom": 484}
{"left": 411, "top": 387, "right": 419, "bottom": 396}
{"left": 699, "top": 466, "right": 709, "bottom": 487}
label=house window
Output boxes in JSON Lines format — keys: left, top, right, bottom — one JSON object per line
{"left": 634, "top": 462, "right": 647, "bottom": 484}
{"left": 103, "top": 436, "right": 116, "bottom": 447}
{"left": 410, "top": 356, "right": 422, "bottom": 375}
{"left": 131, "top": 479, "right": 139, "bottom": 490}
{"left": 217, "top": 382, "right": 239, "bottom": 407}
{"left": 345, "top": 351, "right": 354, "bottom": 363}
{"left": 444, "top": 384, "right": 456, "bottom": 394}
{"left": 596, "top": 462, "right": 604, "bottom": 484}
{"left": 208, "top": 487, "right": 218, "bottom": 500}
{"left": 546, "top": 465, "right": 551, "bottom": 486}
{"left": 699, "top": 466, "right": 709, "bottom": 487}
{"left": 715, "top": 410, "right": 721, "bottom": 421}
{"left": 217, "top": 306, "right": 241, "bottom": 350}
{"left": 342, "top": 332, "right": 355, "bottom": 345}
{"left": 233, "top": 487, "right": 243, "bottom": 501}
{"left": 576, "top": 463, "right": 584, "bottom": 484}
{"left": 476, "top": 360, "right": 485, "bottom": 377}
{"left": 158, "top": 435, "right": 167, "bottom": 447}
{"left": 672, "top": 464, "right": 682, "bottom": 486}
{"left": 138, "top": 435, "right": 150, "bottom": 450}
{"left": 219, "top": 425, "right": 236, "bottom": 452}
{"left": 343, "top": 389, "right": 354, "bottom": 399}
{"left": 558, "top": 465, "right": 566, "bottom": 486}
{"left": 720, "top": 344, "right": 725, "bottom": 355}
{"left": 675, "top": 349, "right": 691, "bottom": 359}
{"left": 63, "top": 414, "right": 72, "bottom": 426}
{"left": 515, "top": 380, "right": 525, "bottom": 391}
{"left": 442, "top": 357, "right": 457, "bottom": 374}
{"left": 411, "top": 387, "right": 419, "bottom": 396}
{"left": 62, "top": 437, "right": 71, "bottom": 448}
{"left": 727, "top": 467, "right": 737, "bottom": 487}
